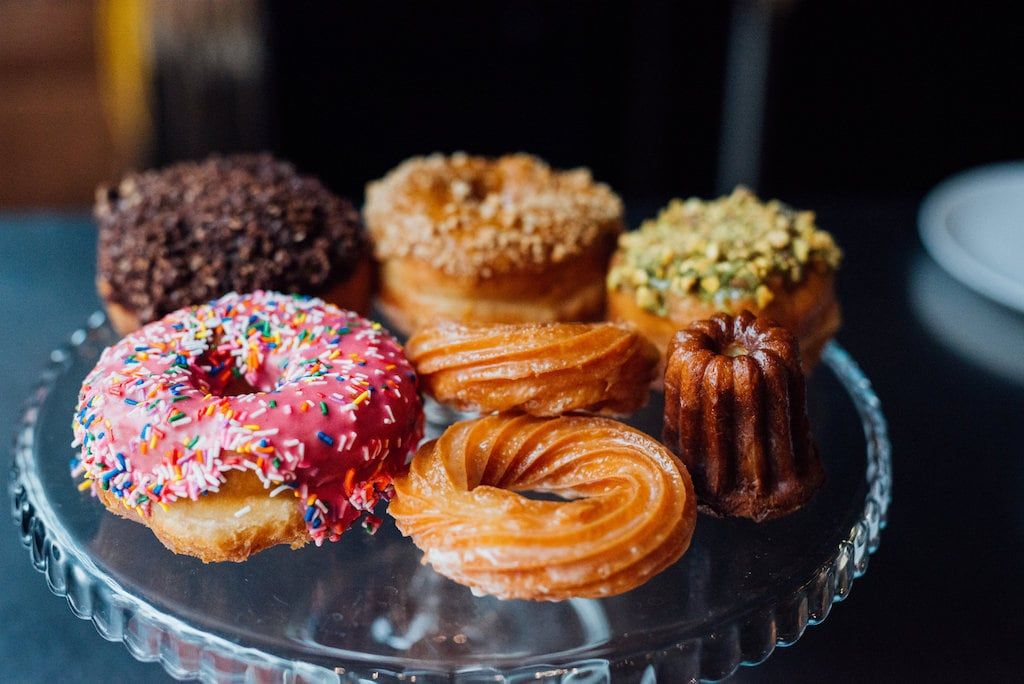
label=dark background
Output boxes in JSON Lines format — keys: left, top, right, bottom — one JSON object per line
{"left": 148, "top": 2, "right": 1024, "bottom": 202}
{"left": 2, "top": 2, "right": 1024, "bottom": 682}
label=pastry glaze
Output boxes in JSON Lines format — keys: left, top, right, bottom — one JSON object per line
{"left": 390, "top": 414, "right": 696, "bottom": 600}
{"left": 663, "top": 311, "right": 824, "bottom": 521}
{"left": 406, "top": 320, "right": 659, "bottom": 416}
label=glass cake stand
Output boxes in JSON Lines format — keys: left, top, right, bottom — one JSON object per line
{"left": 10, "top": 313, "right": 891, "bottom": 683}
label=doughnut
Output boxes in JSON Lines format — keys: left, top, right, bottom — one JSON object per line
{"left": 664, "top": 311, "right": 824, "bottom": 520}
{"left": 364, "top": 153, "right": 623, "bottom": 336}
{"left": 95, "top": 154, "right": 371, "bottom": 334}
{"left": 607, "top": 187, "right": 842, "bottom": 373}
{"left": 71, "top": 291, "right": 423, "bottom": 562}
{"left": 389, "top": 414, "right": 697, "bottom": 601}
{"left": 405, "top": 320, "right": 659, "bottom": 417}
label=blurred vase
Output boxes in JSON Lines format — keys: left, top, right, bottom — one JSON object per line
{"left": 130, "top": 0, "right": 272, "bottom": 164}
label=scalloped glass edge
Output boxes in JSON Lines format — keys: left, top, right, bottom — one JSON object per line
{"left": 9, "top": 312, "right": 891, "bottom": 684}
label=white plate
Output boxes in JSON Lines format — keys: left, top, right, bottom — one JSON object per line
{"left": 919, "top": 161, "right": 1024, "bottom": 314}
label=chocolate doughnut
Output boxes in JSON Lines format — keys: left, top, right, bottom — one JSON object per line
{"left": 95, "top": 154, "right": 370, "bottom": 333}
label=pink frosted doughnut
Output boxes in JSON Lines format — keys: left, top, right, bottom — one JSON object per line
{"left": 72, "top": 291, "right": 423, "bottom": 561}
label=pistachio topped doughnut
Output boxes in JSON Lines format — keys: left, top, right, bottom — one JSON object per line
{"left": 71, "top": 291, "right": 423, "bottom": 562}
{"left": 607, "top": 187, "right": 842, "bottom": 371}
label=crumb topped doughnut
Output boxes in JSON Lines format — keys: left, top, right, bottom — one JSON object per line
{"left": 366, "top": 153, "right": 622, "bottom": 278}
{"left": 71, "top": 291, "right": 423, "bottom": 562}
{"left": 365, "top": 153, "right": 624, "bottom": 335}
{"left": 95, "top": 154, "right": 371, "bottom": 333}
{"left": 607, "top": 187, "right": 842, "bottom": 370}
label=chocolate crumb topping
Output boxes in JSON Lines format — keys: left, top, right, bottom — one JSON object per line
{"left": 95, "top": 153, "right": 365, "bottom": 324}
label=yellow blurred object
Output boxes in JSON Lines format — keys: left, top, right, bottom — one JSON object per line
{"left": 95, "top": 0, "right": 153, "bottom": 164}
{"left": 0, "top": 1, "right": 150, "bottom": 207}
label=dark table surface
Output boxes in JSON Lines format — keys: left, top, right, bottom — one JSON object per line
{"left": 2, "top": 199, "right": 1023, "bottom": 682}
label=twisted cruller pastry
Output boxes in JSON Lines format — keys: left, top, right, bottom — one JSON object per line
{"left": 405, "top": 321, "right": 659, "bottom": 417}
{"left": 390, "top": 414, "right": 697, "bottom": 600}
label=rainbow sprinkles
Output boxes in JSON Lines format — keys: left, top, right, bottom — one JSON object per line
{"left": 71, "top": 291, "right": 423, "bottom": 545}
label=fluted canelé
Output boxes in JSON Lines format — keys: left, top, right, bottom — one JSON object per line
{"left": 663, "top": 311, "right": 824, "bottom": 521}
{"left": 390, "top": 414, "right": 696, "bottom": 600}
{"left": 406, "top": 321, "right": 659, "bottom": 416}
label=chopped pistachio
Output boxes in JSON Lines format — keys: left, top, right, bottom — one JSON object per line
{"left": 767, "top": 230, "right": 790, "bottom": 249}
{"left": 635, "top": 286, "right": 658, "bottom": 310}
{"left": 700, "top": 276, "right": 720, "bottom": 294}
{"left": 792, "top": 237, "right": 809, "bottom": 262}
{"left": 606, "top": 269, "right": 623, "bottom": 289}
{"left": 675, "top": 275, "right": 697, "bottom": 292}
{"left": 649, "top": 277, "right": 670, "bottom": 291}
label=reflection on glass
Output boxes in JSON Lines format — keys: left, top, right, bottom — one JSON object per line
{"left": 909, "top": 252, "right": 1024, "bottom": 386}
